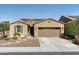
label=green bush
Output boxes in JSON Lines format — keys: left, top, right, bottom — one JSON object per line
{"left": 65, "top": 21, "right": 78, "bottom": 38}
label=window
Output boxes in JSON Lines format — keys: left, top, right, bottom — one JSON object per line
{"left": 14, "top": 25, "right": 23, "bottom": 33}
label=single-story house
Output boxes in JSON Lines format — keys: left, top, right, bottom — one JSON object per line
{"left": 9, "top": 18, "right": 65, "bottom": 37}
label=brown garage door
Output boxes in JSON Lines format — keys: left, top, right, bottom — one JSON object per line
{"left": 38, "top": 27, "right": 60, "bottom": 37}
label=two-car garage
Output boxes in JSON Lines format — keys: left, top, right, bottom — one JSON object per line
{"left": 34, "top": 19, "right": 64, "bottom": 37}
{"left": 38, "top": 27, "right": 60, "bottom": 37}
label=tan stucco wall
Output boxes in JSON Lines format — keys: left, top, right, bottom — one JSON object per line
{"left": 9, "top": 22, "right": 28, "bottom": 36}
{"left": 34, "top": 20, "right": 64, "bottom": 37}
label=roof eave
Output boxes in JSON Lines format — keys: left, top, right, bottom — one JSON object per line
{"left": 34, "top": 19, "right": 65, "bottom": 25}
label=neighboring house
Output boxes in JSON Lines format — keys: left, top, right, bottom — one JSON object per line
{"left": 9, "top": 18, "right": 64, "bottom": 37}
{"left": 59, "top": 16, "right": 75, "bottom": 23}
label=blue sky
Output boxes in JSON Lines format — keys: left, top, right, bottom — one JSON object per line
{"left": 0, "top": 4, "right": 79, "bottom": 22}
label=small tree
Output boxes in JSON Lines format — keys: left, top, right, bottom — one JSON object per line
{"left": 65, "top": 21, "right": 78, "bottom": 38}
{"left": 0, "top": 21, "right": 9, "bottom": 37}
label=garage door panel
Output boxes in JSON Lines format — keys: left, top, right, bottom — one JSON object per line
{"left": 38, "top": 27, "right": 60, "bottom": 37}
{"left": 38, "top": 29, "right": 50, "bottom": 37}
{"left": 52, "top": 30, "right": 60, "bottom": 37}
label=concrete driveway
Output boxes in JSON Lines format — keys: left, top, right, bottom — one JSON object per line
{"left": 39, "top": 37, "right": 79, "bottom": 52}
{"left": 0, "top": 37, "right": 79, "bottom": 53}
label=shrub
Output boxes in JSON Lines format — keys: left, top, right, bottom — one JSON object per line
{"left": 3, "top": 35, "right": 7, "bottom": 38}
{"left": 4, "top": 37, "right": 10, "bottom": 41}
{"left": 75, "top": 17, "right": 79, "bottom": 35}
{"left": 14, "top": 32, "right": 20, "bottom": 36}
{"left": 0, "top": 36, "right": 10, "bottom": 40}
{"left": 65, "top": 21, "right": 78, "bottom": 38}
